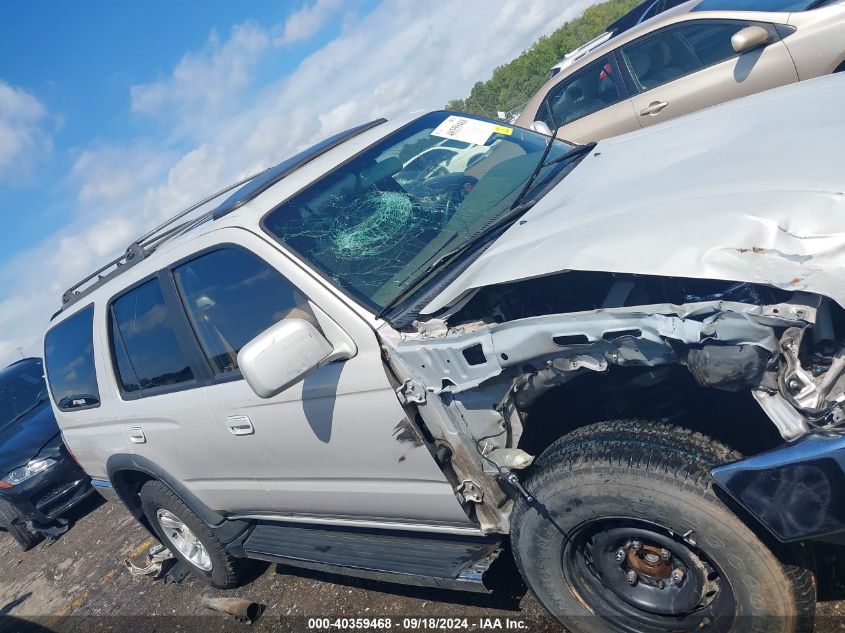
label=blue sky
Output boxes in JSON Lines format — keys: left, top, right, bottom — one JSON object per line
{"left": 0, "top": 0, "right": 600, "bottom": 365}
{"left": 0, "top": 1, "right": 359, "bottom": 257}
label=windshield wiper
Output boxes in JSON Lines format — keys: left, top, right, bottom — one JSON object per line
{"left": 542, "top": 141, "right": 597, "bottom": 168}
{"left": 508, "top": 136, "right": 597, "bottom": 211}
{"left": 376, "top": 199, "right": 539, "bottom": 319}
{"left": 508, "top": 129, "right": 561, "bottom": 212}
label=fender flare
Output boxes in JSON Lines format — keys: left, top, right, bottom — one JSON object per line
{"left": 106, "top": 453, "right": 250, "bottom": 544}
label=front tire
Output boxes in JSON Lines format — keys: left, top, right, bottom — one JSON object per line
{"left": 0, "top": 498, "right": 42, "bottom": 551}
{"left": 510, "top": 420, "right": 815, "bottom": 633}
{"left": 139, "top": 480, "right": 242, "bottom": 588}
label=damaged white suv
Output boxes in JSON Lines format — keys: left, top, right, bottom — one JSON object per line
{"left": 44, "top": 74, "right": 845, "bottom": 633}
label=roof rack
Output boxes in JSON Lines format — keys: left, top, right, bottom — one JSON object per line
{"left": 56, "top": 118, "right": 387, "bottom": 316}
{"left": 57, "top": 167, "right": 268, "bottom": 313}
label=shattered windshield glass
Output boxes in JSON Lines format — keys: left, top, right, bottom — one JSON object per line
{"left": 263, "top": 111, "right": 575, "bottom": 312}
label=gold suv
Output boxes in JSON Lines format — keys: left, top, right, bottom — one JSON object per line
{"left": 517, "top": 0, "right": 845, "bottom": 142}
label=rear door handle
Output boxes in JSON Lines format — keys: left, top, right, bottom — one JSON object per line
{"left": 640, "top": 100, "right": 669, "bottom": 116}
{"left": 226, "top": 415, "right": 254, "bottom": 436}
{"left": 128, "top": 427, "right": 146, "bottom": 444}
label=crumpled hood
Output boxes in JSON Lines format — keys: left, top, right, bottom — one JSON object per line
{"left": 423, "top": 74, "right": 845, "bottom": 315}
{"left": 0, "top": 403, "right": 59, "bottom": 475}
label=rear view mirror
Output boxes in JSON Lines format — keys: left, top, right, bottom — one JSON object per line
{"left": 530, "top": 121, "right": 553, "bottom": 136}
{"left": 731, "top": 26, "right": 770, "bottom": 53}
{"left": 238, "top": 318, "right": 349, "bottom": 398}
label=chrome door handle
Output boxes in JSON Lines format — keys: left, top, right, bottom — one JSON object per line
{"left": 640, "top": 100, "right": 669, "bottom": 116}
{"left": 128, "top": 427, "right": 146, "bottom": 444}
{"left": 226, "top": 415, "right": 254, "bottom": 436}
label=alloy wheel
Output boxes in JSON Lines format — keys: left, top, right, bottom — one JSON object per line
{"left": 156, "top": 508, "right": 213, "bottom": 572}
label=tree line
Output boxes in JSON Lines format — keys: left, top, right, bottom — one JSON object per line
{"left": 445, "top": 0, "right": 639, "bottom": 117}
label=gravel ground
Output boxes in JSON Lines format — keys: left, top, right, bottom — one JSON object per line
{"left": 1, "top": 496, "right": 844, "bottom": 632}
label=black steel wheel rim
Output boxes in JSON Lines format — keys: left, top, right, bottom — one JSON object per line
{"left": 560, "top": 516, "right": 736, "bottom": 632}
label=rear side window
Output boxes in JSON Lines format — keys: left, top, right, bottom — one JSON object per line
{"left": 110, "top": 279, "right": 194, "bottom": 394}
{"left": 540, "top": 56, "right": 626, "bottom": 129}
{"left": 172, "top": 247, "right": 316, "bottom": 375}
{"left": 44, "top": 306, "right": 100, "bottom": 410}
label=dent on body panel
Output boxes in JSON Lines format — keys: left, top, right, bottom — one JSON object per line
{"left": 704, "top": 246, "right": 839, "bottom": 301}
{"left": 697, "top": 195, "right": 845, "bottom": 303}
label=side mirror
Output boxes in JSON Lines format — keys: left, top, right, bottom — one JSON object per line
{"left": 238, "top": 318, "right": 350, "bottom": 399}
{"left": 731, "top": 26, "right": 770, "bottom": 54}
{"left": 530, "top": 121, "right": 554, "bottom": 136}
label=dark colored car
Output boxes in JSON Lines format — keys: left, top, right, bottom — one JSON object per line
{"left": 607, "top": 0, "right": 690, "bottom": 34}
{"left": 0, "top": 358, "right": 94, "bottom": 550}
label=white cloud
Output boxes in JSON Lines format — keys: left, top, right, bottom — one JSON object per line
{"left": 0, "top": 80, "right": 53, "bottom": 184}
{"left": 130, "top": 21, "right": 270, "bottom": 132}
{"left": 0, "top": 215, "right": 137, "bottom": 366}
{"left": 274, "top": 0, "right": 344, "bottom": 46}
{"left": 0, "top": 0, "right": 602, "bottom": 367}
{"left": 51, "top": 217, "right": 137, "bottom": 288}
{"left": 209, "top": 0, "right": 602, "bottom": 171}
{"left": 0, "top": 296, "right": 42, "bottom": 362}
{"left": 141, "top": 143, "right": 229, "bottom": 226}
{"left": 68, "top": 142, "right": 177, "bottom": 209}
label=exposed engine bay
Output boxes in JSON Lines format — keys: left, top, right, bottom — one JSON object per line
{"left": 380, "top": 272, "right": 845, "bottom": 533}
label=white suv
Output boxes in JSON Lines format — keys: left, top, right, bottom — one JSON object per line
{"left": 44, "top": 80, "right": 845, "bottom": 633}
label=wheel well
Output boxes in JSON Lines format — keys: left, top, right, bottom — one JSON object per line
{"left": 517, "top": 365, "right": 783, "bottom": 459}
{"left": 108, "top": 467, "right": 253, "bottom": 546}
{"left": 110, "top": 469, "right": 156, "bottom": 534}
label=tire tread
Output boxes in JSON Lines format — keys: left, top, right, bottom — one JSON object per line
{"left": 511, "top": 419, "right": 815, "bottom": 633}
{"left": 0, "top": 497, "right": 42, "bottom": 551}
{"left": 140, "top": 480, "right": 242, "bottom": 589}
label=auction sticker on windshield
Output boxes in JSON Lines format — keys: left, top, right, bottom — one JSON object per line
{"left": 431, "top": 115, "right": 512, "bottom": 145}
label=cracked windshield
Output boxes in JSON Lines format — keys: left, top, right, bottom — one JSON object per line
{"left": 264, "top": 112, "right": 574, "bottom": 311}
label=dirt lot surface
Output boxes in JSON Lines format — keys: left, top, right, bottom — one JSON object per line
{"left": 1, "top": 496, "right": 844, "bottom": 632}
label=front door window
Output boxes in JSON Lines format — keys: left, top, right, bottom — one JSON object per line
{"left": 172, "top": 247, "right": 317, "bottom": 375}
{"left": 622, "top": 21, "right": 752, "bottom": 92}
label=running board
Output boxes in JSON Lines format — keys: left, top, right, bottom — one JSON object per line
{"left": 242, "top": 522, "right": 502, "bottom": 593}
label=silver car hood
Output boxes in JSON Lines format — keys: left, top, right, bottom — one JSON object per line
{"left": 423, "top": 75, "right": 845, "bottom": 315}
